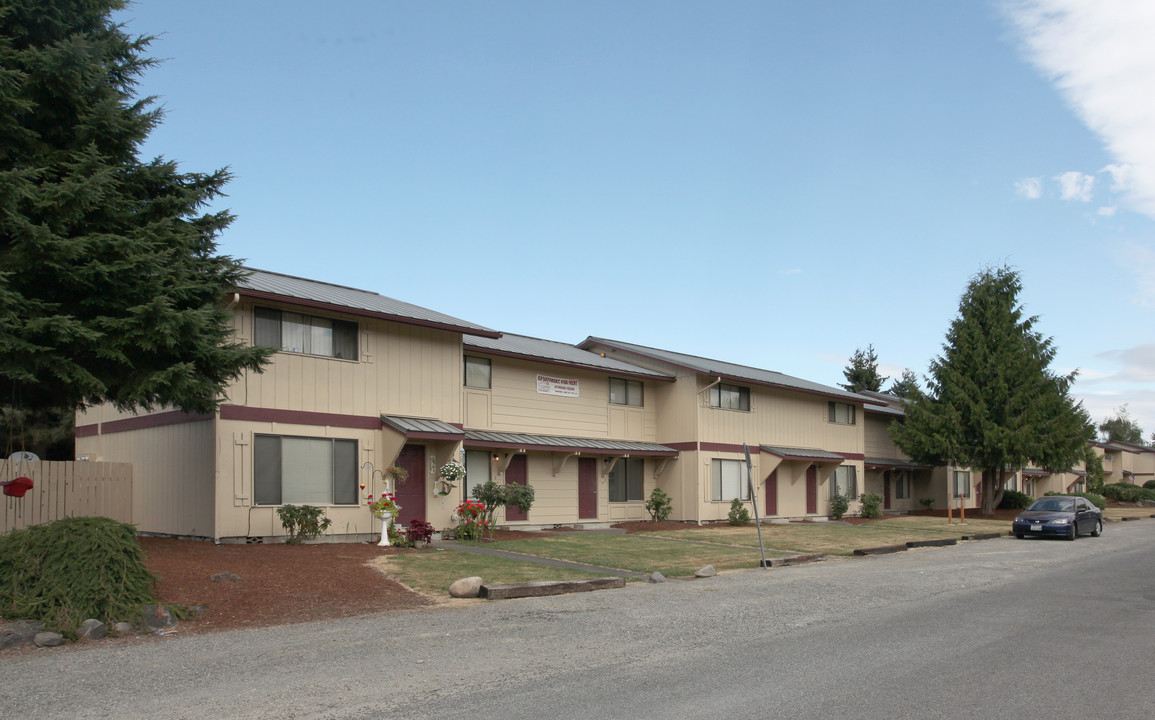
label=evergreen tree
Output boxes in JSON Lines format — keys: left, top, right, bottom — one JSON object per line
{"left": 1097, "top": 405, "right": 1144, "bottom": 445}
{"left": 887, "top": 369, "right": 920, "bottom": 399}
{"left": 840, "top": 344, "right": 888, "bottom": 393}
{"left": 0, "top": 1, "right": 272, "bottom": 419}
{"left": 889, "top": 266, "right": 1093, "bottom": 515}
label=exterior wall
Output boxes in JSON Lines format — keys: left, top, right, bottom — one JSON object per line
{"left": 464, "top": 354, "right": 658, "bottom": 442}
{"left": 228, "top": 300, "right": 463, "bottom": 422}
{"left": 864, "top": 413, "right": 903, "bottom": 459}
{"left": 75, "top": 416, "right": 215, "bottom": 537}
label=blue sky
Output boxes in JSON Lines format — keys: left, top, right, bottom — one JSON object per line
{"left": 116, "top": 1, "right": 1155, "bottom": 438}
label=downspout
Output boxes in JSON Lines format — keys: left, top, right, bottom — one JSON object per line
{"left": 693, "top": 377, "right": 721, "bottom": 525}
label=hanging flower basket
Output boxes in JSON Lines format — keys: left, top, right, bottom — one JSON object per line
{"left": 439, "top": 460, "right": 466, "bottom": 484}
{"left": 384, "top": 466, "right": 409, "bottom": 485}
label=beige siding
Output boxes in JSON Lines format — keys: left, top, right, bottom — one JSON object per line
{"left": 864, "top": 414, "right": 904, "bottom": 458}
{"left": 228, "top": 301, "right": 463, "bottom": 422}
{"left": 76, "top": 420, "right": 215, "bottom": 537}
{"left": 468, "top": 355, "right": 659, "bottom": 442}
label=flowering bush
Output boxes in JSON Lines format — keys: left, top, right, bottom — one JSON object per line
{"left": 439, "top": 460, "right": 466, "bottom": 483}
{"left": 454, "top": 499, "right": 488, "bottom": 542}
{"left": 367, "top": 492, "right": 401, "bottom": 517}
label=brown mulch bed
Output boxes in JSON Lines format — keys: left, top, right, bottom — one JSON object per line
{"left": 140, "top": 537, "right": 434, "bottom": 635}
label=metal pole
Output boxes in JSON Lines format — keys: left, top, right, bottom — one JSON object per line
{"left": 744, "top": 444, "right": 768, "bottom": 569}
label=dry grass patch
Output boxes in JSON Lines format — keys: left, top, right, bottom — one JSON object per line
{"left": 1103, "top": 507, "right": 1155, "bottom": 521}
{"left": 489, "top": 534, "right": 788, "bottom": 576}
{"left": 647, "top": 516, "right": 1009, "bottom": 556}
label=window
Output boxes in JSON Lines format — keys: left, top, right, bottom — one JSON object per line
{"left": 709, "top": 383, "right": 750, "bottom": 411}
{"left": 255, "top": 307, "right": 357, "bottom": 360}
{"left": 464, "top": 449, "right": 491, "bottom": 498}
{"left": 609, "top": 378, "right": 643, "bottom": 406}
{"left": 608, "top": 457, "right": 644, "bottom": 502}
{"left": 894, "top": 471, "right": 910, "bottom": 499}
{"left": 828, "top": 402, "right": 856, "bottom": 425}
{"left": 711, "top": 459, "right": 750, "bottom": 501}
{"left": 1007, "top": 473, "right": 1018, "bottom": 492}
{"left": 832, "top": 465, "right": 857, "bottom": 499}
{"left": 253, "top": 435, "right": 357, "bottom": 506}
{"left": 464, "top": 356, "right": 491, "bottom": 389}
{"left": 953, "top": 471, "right": 971, "bottom": 498}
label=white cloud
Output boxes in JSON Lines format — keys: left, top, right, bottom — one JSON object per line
{"left": 1097, "top": 206, "right": 1117, "bottom": 216}
{"left": 1054, "top": 170, "right": 1095, "bottom": 201}
{"left": 1015, "top": 177, "right": 1043, "bottom": 199}
{"left": 1005, "top": 1, "right": 1155, "bottom": 218}
{"left": 1101, "top": 162, "right": 1135, "bottom": 192}
{"left": 777, "top": 268, "right": 802, "bottom": 276}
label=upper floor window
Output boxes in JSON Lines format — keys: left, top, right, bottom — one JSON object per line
{"left": 710, "top": 383, "right": 750, "bottom": 411}
{"left": 464, "top": 356, "right": 491, "bottom": 388}
{"left": 254, "top": 307, "right": 357, "bottom": 360}
{"left": 828, "top": 401, "right": 856, "bottom": 425}
{"left": 609, "top": 378, "right": 643, "bottom": 406}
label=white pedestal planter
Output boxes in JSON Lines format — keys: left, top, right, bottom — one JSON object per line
{"left": 377, "top": 512, "right": 393, "bottom": 547}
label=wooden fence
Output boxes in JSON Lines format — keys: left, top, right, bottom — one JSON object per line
{"left": 1, "top": 461, "right": 133, "bottom": 534}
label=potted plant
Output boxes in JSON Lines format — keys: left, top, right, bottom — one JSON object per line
{"left": 367, "top": 493, "right": 401, "bottom": 546}
{"left": 436, "top": 460, "right": 466, "bottom": 496}
{"left": 384, "top": 466, "right": 409, "bottom": 486}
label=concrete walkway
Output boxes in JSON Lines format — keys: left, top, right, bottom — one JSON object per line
{"left": 431, "top": 539, "right": 649, "bottom": 579}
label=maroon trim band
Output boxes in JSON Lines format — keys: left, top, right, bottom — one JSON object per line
{"left": 219, "top": 405, "right": 381, "bottom": 430}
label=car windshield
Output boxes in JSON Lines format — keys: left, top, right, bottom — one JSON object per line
{"left": 1027, "top": 498, "right": 1074, "bottom": 512}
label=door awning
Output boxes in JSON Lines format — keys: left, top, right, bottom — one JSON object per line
{"left": 379, "top": 415, "right": 465, "bottom": 440}
{"left": 760, "top": 445, "right": 846, "bottom": 463}
{"left": 464, "top": 430, "right": 678, "bottom": 457}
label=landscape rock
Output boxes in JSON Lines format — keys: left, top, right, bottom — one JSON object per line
{"left": 694, "top": 565, "right": 716, "bottom": 578}
{"left": 113, "top": 622, "right": 136, "bottom": 635}
{"left": 211, "top": 572, "right": 242, "bottom": 582}
{"left": 77, "top": 619, "right": 107, "bottom": 641}
{"left": 449, "top": 576, "right": 484, "bottom": 598}
{"left": 1143, "top": 499, "right": 1155, "bottom": 507}
{"left": 0, "top": 620, "right": 44, "bottom": 650}
{"left": 647, "top": 571, "right": 666, "bottom": 583}
{"left": 138, "top": 604, "right": 178, "bottom": 629}
{"left": 34, "top": 632, "right": 63, "bottom": 648}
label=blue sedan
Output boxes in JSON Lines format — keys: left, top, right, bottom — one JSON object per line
{"left": 1013, "top": 496, "right": 1103, "bottom": 540}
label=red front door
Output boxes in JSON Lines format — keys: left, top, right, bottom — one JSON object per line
{"left": 883, "top": 473, "right": 892, "bottom": 510}
{"left": 765, "top": 469, "right": 778, "bottom": 516}
{"left": 578, "top": 457, "right": 597, "bottom": 519}
{"left": 505, "top": 455, "right": 528, "bottom": 521}
{"left": 394, "top": 444, "right": 426, "bottom": 526}
{"left": 806, "top": 465, "right": 817, "bottom": 515}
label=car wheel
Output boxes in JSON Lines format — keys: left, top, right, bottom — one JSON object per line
{"left": 1067, "top": 524, "right": 1077, "bottom": 541}
{"left": 1091, "top": 519, "right": 1102, "bottom": 537}
{"left": 1015, "top": 533, "right": 1024, "bottom": 539}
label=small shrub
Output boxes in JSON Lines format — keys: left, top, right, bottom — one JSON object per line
{"left": 1044, "top": 491, "right": 1107, "bottom": 511}
{"left": 1144, "top": 479, "right": 1155, "bottom": 490}
{"left": 454, "top": 499, "right": 487, "bottom": 542}
{"left": 276, "top": 504, "right": 332, "bottom": 543}
{"left": 407, "top": 519, "right": 435, "bottom": 545}
{"left": 727, "top": 498, "right": 750, "bottom": 526}
{"left": 0, "top": 517, "right": 158, "bottom": 635}
{"left": 1101, "top": 482, "right": 1143, "bottom": 503}
{"left": 998, "top": 490, "right": 1034, "bottom": 510}
{"left": 830, "top": 492, "right": 850, "bottom": 520}
{"left": 918, "top": 497, "right": 935, "bottom": 510}
{"left": 471, "top": 480, "right": 537, "bottom": 533}
{"left": 859, "top": 493, "right": 883, "bottom": 519}
{"left": 645, "top": 488, "right": 673, "bottom": 521}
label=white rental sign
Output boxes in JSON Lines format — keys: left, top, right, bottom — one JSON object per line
{"left": 537, "top": 373, "right": 579, "bottom": 397}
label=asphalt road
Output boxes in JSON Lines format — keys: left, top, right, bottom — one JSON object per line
{"left": 3, "top": 521, "right": 1154, "bottom": 720}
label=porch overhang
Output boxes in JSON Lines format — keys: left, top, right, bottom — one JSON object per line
{"left": 864, "top": 457, "right": 933, "bottom": 471}
{"left": 379, "top": 414, "right": 465, "bottom": 441}
{"left": 760, "top": 445, "right": 846, "bottom": 464}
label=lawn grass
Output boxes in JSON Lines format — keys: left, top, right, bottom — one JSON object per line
{"left": 381, "top": 549, "right": 612, "bottom": 596}
{"left": 1103, "top": 507, "right": 1155, "bottom": 521}
{"left": 490, "top": 534, "right": 788, "bottom": 576}
{"left": 646, "top": 516, "right": 1010, "bottom": 556}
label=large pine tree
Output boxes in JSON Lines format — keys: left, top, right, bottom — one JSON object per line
{"left": 0, "top": 0, "right": 271, "bottom": 420}
{"left": 890, "top": 266, "right": 1092, "bottom": 514}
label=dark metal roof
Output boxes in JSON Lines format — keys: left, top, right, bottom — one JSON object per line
{"left": 380, "top": 415, "right": 464, "bottom": 439}
{"left": 1021, "top": 468, "right": 1050, "bottom": 477}
{"left": 464, "top": 333, "right": 672, "bottom": 380}
{"left": 464, "top": 430, "right": 678, "bottom": 457}
{"left": 864, "top": 457, "right": 933, "bottom": 470}
{"left": 581, "top": 337, "right": 869, "bottom": 403}
{"left": 238, "top": 268, "right": 500, "bottom": 338}
{"left": 760, "top": 445, "right": 846, "bottom": 462}
{"left": 864, "top": 403, "right": 904, "bottom": 417}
